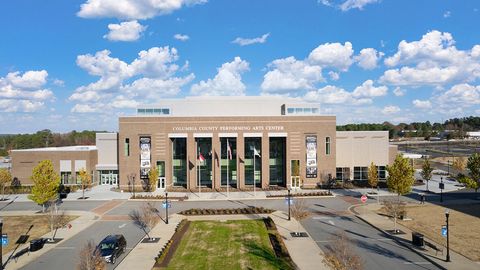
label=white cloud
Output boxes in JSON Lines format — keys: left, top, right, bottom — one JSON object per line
{"left": 71, "top": 104, "right": 100, "bottom": 113}
{"left": 355, "top": 48, "right": 383, "bottom": 70}
{"left": 103, "top": 20, "right": 146, "bottom": 41}
{"left": 412, "top": 99, "right": 432, "bottom": 109}
{"left": 77, "top": 0, "right": 207, "bottom": 20}
{"left": 382, "top": 105, "right": 400, "bottom": 114}
{"left": 380, "top": 30, "right": 480, "bottom": 86}
{"left": 328, "top": 71, "right": 340, "bottom": 81}
{"left": 261, "top": 57, "right": 323, "bottom": 93}
{"left": 232, "top": 33, "right": 270, "bottom": 46}
{"left": 308, "top": 42, "right": 354, "bottom": 71}
{"left": 70, "top": 46, "right": 194, "bottom": 112}
{"left": 319, "top": 0, "right": 380, "bottom": 11}
{"left": 53, "top": 79, "right": 65, "bottom": 86}
{"left": 304, "top": 84, "right": 375, "bottom": 106}
{"left": 190, "top": 57, "right": 249, "bottom": 96}
{"left": 352, "top": 80, "right": 387, "bottom": 97}
{"left": 437, "top": 83, "right": 480, "bottom": 106}
{"left": 393, "top": 87, "right": 405, "bottom": 96}
{"left": 443, "top": 11, "right": 451, "bottom": 18}
{"left": 0, "top": 70, "right": 54, "bottom": 112}
{"left": 174, "top": 33, "right": 189, "bottom": 41}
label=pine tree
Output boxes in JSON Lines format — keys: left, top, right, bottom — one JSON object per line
{"left": 467, "top": 153, "right": 480, "bottom": 194}
{"left": 28, "top": 160, "right": 60, "bottom": 212}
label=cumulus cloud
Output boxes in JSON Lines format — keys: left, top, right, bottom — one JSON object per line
{"left": 308, "top": 42, "right": 354, "bottom": 71}
{"left": 443, "top": 11, "right": 451, "bottom": 18}
{"left": 77, "top": 0, "right": 207, "bottom": 20}
{"left": 412, "top": 99, "right": 432, "bottom": 109}
{"left": 393, "top": 87, "right": 405, "bottom": 96}
{"left": 261, "top": 57, "right": 323, "bottom": 93}
{"left": 70, "top": 47, "right": 194, "bottom": 112}
{"left": 328, "top": 71, "right": 340, "bottom": 81}
{"left": 355, "top": 48, "right": 383, "bottom": 70}
{"left": 190, "top": 57, "right": 249, "bottom": 96}
{"left": 380, "top": 30, "right": 480, "bottom": 86}
{"left": 174, "top": 34, "right": 189, "bottom": 41}
{"left": 232, "top": 33, "right": 270, "bottom": 46}
{"left": 103, "top": 20, "right": 146, "bottom": 41}
{"left": 352, "top": 80, "right": 387, "bottom": 97}
{"left": 382, "top": 105, "right": 400, "bottom": 114}
{"left": 0, "top": 70, "right": 54, "bottom": 112}
{"left": 319, "top": 0, "right": 380, "bottom": 11}
{"left": 437, "top": 83, "right": 480, "bottom": 106}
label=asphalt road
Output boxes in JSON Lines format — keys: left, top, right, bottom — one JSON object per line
{"left": 0, "top": 196, "right": 449, "bottom": 270}
{"left": 19, "top": 220, "right": 144, "bottom": 270}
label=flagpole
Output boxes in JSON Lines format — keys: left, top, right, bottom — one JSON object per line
{"left": 227, "top": 139, "right": 229, "bottom": 198}
{"left": 253, "top": 150, "right": 256, "bottom": 200}
{"left": 197, "top": 141, "right": 201, "bottom": 196}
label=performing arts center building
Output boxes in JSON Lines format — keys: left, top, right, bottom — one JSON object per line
{"left": 11, "top": 96, "right": 397, "bottom": 191}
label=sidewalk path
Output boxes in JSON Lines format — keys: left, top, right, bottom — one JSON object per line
{"left": 1, "top": 210, "right": 97, "bottom": 270}
{"left": 352, "top": 203, "right": 480, "bottom": 270}
{"left": 117, "top": 211, "right": 327, "bottom": 270}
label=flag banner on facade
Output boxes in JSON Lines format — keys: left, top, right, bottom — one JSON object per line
{"left": 227, "top": 140, "right": 232, "bottom": 160}
{"left": 254, "top": 148, "right": 261, "bottom": 157}
{"left": 198, "top": 152, "right": 205, "bottom": 162}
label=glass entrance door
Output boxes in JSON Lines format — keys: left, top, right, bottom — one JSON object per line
{"left": 100, "top": 170, "right": 118, "bottom": 185}
{"left": 157, "top": 161, "right": 166, "bottom": 189}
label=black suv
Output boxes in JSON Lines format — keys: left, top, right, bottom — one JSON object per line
{"left": 96, "top": 235, "right": 127, "bottom": 264}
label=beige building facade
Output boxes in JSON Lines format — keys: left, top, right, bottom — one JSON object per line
{"left": 11, "top": 146, "right": 97, "bottom": 185}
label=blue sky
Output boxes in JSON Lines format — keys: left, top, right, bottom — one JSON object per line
{"left": 1, "top": 0, "right": 480, "bottom": 133}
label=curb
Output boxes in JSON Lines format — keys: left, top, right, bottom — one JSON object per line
{"left": 350, "top": 205, "right": 447, "bottom": 270}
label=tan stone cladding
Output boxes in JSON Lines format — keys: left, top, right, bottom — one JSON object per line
{"left": 11, "top": 149, "right": 97, "bottom": 185}
{"left": 119, "top": 115, "right": 336, "bottom": 190}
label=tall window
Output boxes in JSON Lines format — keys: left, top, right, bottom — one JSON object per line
{"left": 377, "top": 166, "right": 386, "bottom": 180}
{"left": 244, "top": 137, "right": 262, "bottom": 186}
{"left": 124, "top": 138, "right": 130, "bottom": 156}
{"left": 196, "top": 138, "right": 212, "bottom": 187}
{"left": 172, "top": 138, "right": 187, "bottom": 187}
{"left": 61, "top": 172, "right": 72, "bottom": 184}
{"left": 336, "top": 167, "right": 350, "bottom": 181}
{"left": 325, "top": 137, "right": 331, "bottom": 155}
{"left": 269, "top": 137, "right": 286, "bottom": 186}
{"left": 221, "top": 138, "right": 237, "bottom": 187}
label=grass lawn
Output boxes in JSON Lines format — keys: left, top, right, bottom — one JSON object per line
{"left": 1, "top": 215, "right": 78, "bottom": 255}
{"left": 394, "top": 204, "right": 480, "bottom": 261}
{"left": 166, "top": 220, "right": 292, "bottom": 270}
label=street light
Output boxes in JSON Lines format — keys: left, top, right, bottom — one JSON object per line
{"left": 0, "top": 218, "right": 3, "bottom": 270}
{"left": 165, "top": 192, "right": 169, "bottom": 224}
{"left": 440, "top": 177, "right": 444, "bottom": 203}
{"left": 287, "top": 189, "right": 291, "bottom": 221}
{"left": 445, "top": 209, "right": 451, "bottom": 262}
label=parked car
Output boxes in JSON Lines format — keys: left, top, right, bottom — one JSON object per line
{"left": 96, "top": 235, "right": 127, "bottom": 264}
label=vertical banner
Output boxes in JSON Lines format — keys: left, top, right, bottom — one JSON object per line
{"left": 140, "top": 137, "right": 151, "bottom": 179}
{"left": 306, "top": 135, "right": 317, "bottom": 178}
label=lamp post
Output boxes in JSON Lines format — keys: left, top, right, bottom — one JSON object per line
{"left": 440, "top": 177, "right": 444, "bottom": 203}
{"left": 165, "top": 192, "right": 169, "bottom": 224}
{"left": 445, "top": 209, "right": 451, "bottom": 262}
{"left": 0, "top": 218, "right": 3, "bottom": 270}
{"left": 287, "top": 189, "right": 291, "bottom": 221}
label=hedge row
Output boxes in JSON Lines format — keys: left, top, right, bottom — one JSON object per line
{"left": 130, "top": 194, "right": 188, "bottom": 200}
{"left": 154, "top": 219, "right": 190, "bottom": 268}
{"left": 266, "top": 191, "right": 331, "bottom": 198}
{"left": 179, "top": 207, "right": 274, "bottom": 216}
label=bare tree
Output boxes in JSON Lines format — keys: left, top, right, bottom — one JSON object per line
{"left": 48, "top": 200, "right": 69, "bottom": 241}
{"left": 290, "top": 199, "right": 311, "bottom": 235}
{"left": 323, "top": 231, "right": 363, "bottom": 270}
{"left": 382, "top": 199, "right": 406, "bottom": 233}
{"left": 77, "top": 240, "right": 106, "bottom": 270}
{"left": 129, "top": 203, "right": 160, "bottom": 241}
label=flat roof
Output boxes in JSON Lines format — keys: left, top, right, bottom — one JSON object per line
{"left": 11, "top": 145, "right": 97, "bottom": 152}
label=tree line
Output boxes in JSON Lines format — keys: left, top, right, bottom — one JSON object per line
{"left": 336, "top": 116, "right": 480, "bottom": 139}
{"left": 0, "top": 129, "right": 104, "bottom": 156}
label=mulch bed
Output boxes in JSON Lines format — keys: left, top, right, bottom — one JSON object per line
{"left": 178, "top": 207, "right": 274, "bottom": 216}
{"left": 154, "top": 220, "right": 191, "bottom": 269}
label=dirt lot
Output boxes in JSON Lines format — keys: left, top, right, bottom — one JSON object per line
{"left": 1, "top": 215, "right": 78, "bottom": 255}
{"left": 395, "top": 204, "right": 480, "bottom": 261}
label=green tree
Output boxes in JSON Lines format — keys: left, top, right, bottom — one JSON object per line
{"left": 77, "top": 168, "right": 92, "bottom": 199}
{"left": 368, "top": 162, "right": 378, "bottom": 192}
{"left": 386, "top": 154, "right": 415, "bottom": 232}
{"left": 0, "top": 168, "right": 12, "bottom": 200}
{"left": 421, "top": 158, "right": 433, "bottom": 191}
{"left": 457, "top": 174, "right": 479, "bottom": 192}
{"left": 147, "top": 167, "right": 158, "bottom": 192}
{"left": 28, "top": 160, "right": 60, "bottom": 212}
{"left": 467, "top": 153, "right": 480, "bottom": 194}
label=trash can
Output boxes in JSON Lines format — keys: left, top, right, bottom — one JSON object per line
{"left": 412, "top": 232, "right": 424, "bottom": 247}
{"left": 30, "top": 239, "right": 45, "bottom": 252}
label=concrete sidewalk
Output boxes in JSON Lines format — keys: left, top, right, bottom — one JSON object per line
{"left": 1, "top": 210, "right": 98, "bottom": 270}
{"left": 352, "top": 203, "right": 480, "bottom": 270}
{"left": 117, "top": 211, "right": 327, "bottom": 270}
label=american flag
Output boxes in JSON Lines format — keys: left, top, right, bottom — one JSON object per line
{"left": 227, "top": 140, "right": 232, "bottom": 160}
